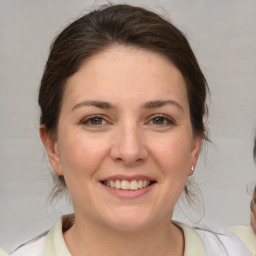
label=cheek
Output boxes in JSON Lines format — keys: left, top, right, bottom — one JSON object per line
{"left": 149, "top": 133, "right": 192, "bottom": 202}
{"left": 150, "top": 135, "right": 192, "bottom": 173}
{"left": 57, "top": 133, "right": 111, "bottom": 203}
{"left": 251, "top": 212, "right": 256, "bottom": 233}
{"left": 58, "top": 132, "right": 110, "bottom": 178}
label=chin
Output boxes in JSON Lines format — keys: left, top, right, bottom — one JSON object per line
{"left": 109, "top": 219, "right": 151, "bottom": 232}
{"left": 103, "top": 208, "right": 156, "bottom": 232}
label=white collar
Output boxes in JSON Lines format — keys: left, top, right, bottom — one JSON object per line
{"left": 44, "top": 216, "right": 207, "bottom": 256}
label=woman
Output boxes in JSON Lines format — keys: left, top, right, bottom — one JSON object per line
{"left": 251, "top": 187, "right": 256, "bottom": 234}
{"left": 10, "top": 4, "right": 252, "bottom": 256}
{"left": 250, "top": 135, "right": 256, "bottom": 234}
{"left": 251, "top": 136, "right": 256, "bottom": 233}
{"left": 230, "top": 135, "right": 256, "bottom": 255}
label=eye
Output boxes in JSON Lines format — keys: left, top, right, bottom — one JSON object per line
{"left": 81, "top": 115, "right": 107, "bottom": 126}
{"left": 148, "top": 115, "right": 174, "bottom": 126}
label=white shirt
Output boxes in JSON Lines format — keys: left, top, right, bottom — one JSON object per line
{"left": 10, "top": 215, "right": 254, "bottom": 256}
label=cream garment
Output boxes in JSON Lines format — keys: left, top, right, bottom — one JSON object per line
{"left": 10, "top": 215, "right": 253, "bottom": 256}
{"left": 0, "top": 248, "right": 9, "bottom": 256}
{"left": 230, "top": 226, "right": 256, "bottom": 256}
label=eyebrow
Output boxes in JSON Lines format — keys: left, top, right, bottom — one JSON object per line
{"left": 71, "top": 99, "right": 184, "bottom": 112}
{"left": 143, "top": 100, "right": 184, "bottom": 112}
{"left": 72, "top": 100, "right": 114, "bottom": 111}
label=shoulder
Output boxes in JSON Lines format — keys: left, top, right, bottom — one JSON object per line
{"left": 174, "top": 222, "right": 206, "bottom": 255}
{"left": 196, "top": 227, "right": 253, "bottom": 256}
{"left": 175, "top": 221, "right": 253, "bottom": 256}
{"left": 10, "top": 232, "right": 47, "bottom": 256}
{"left": 197, "top": 225, "right": 254, "bottom": 256}
{"left": 230, "top": 225, "right": 256, "bottom": 256}
{"left": 10, "top": 215, "right": 73, "bottom": 256}
{"left": 0, "top": 248, "right": 9, "bottom": 256}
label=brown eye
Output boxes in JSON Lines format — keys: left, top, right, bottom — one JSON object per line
{"left": 150, "top": 115, "right": 173, "bottom": 126}
{"left": 90, "top": 117, "right": 103, "bottom": 125}
{"left": 152, "top": 116, "right": 165, "bottom": 125}
{"left": 82, "top": 115, "right": 106, "bottom": 126}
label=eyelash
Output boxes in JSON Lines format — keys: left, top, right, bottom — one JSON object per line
{"left": 147, "top": 114, "right": 175, "bottom": 126}
{"left": 80, "top": 115, "right": 108, "bottom": 126}
{"left": 80, "top": 114, "right": 175, "bottom": 127}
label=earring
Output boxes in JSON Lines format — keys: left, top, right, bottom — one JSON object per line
{"left": 191, "top": 166, "right": 194, "bottom": 172}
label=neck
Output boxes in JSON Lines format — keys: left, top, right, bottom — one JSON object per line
{"left": 63, "top": 214, "right": 184, "bottom": 256}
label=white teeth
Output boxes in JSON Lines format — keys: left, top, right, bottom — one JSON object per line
{"left": 115, "top": 180, "right": 121, "bottom": 189}
{"left": 104, "top": 179, "right": 152, "bottom": 190}
{"left": 110, "top": 180, "right": 115, "bottom": 188}
{"left": 121, "top": 180, "right": 130, "bottom": 190}
{"left": 138, "top": 180, "right": 143, "bottom": 189}
{"left": 129, "top": 180, "right": 138, "bottom": 190}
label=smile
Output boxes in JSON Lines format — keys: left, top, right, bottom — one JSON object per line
{"left": 102, "top": 179, "right": 155, "bottom": 191}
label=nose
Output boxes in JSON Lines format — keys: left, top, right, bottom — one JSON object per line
{"left": 110, "top": 123, "right": 148, "bottom": 166}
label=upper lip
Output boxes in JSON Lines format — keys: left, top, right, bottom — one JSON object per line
{"left": 99, "top": 175, "right": 156, "bottom": 182}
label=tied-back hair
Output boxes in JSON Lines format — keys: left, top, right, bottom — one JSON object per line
{"left": 39, "top": 4, "right": 209, "bottom": 202}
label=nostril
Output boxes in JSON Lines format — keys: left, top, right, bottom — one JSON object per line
{"left": 109, "top": 136, "right": 148, "bottom": 165}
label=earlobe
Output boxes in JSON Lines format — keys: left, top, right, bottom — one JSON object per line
{"left": 188, "top": 166, "right": 194, "bottom": 176}
{"left": 39, "top": 125, "right": 63, "bottom": 175}
{"left": 188, "top": 134, "right": 203, "bottom": 176}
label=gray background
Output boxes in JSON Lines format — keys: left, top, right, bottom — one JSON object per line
{"left": 1, "top": 0, "right": 256, "bottom": 253}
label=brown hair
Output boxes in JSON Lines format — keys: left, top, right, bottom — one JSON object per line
{"left": 254, "top": 134, "right": 256, "bottom": 163}
{"left": 39, "top": 4, "right": 209, "bottom": 199}
{"left": 251, "top": 135, "right": 256, "bottom": 214}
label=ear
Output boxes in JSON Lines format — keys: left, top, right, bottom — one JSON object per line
{"left": 39, "top": 125, "right": 63, "bottom": 175}
{"left": 188, "top": 133, "right": 203, "bottom": 176}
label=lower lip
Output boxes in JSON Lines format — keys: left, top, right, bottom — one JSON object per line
{"left": 101, "top": 183, "right": 155, "bottom": 199}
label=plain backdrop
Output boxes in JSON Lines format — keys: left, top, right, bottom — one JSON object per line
{"left": 1, "top": 0, "right": 256, "bottom": 253}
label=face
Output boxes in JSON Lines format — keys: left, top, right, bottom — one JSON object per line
{"left": 251, "top": 203, "right": 256, "bottom": 233}
{"left": 41, "top": 46, "right": 202, "bottom": 231}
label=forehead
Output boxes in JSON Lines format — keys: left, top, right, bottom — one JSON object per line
{"left": 63, "top": 46, "right": 188, "bottom": 108}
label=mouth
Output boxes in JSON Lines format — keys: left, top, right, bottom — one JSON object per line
{"left": 101, "top": 179, "right": 156, "bottom": 191}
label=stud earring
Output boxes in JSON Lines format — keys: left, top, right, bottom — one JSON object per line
{"left": 191, "top": 166, "right": 194, "bottom": 172}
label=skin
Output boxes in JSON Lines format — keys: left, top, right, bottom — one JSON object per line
{"left": 40, "top": 46, "right": 202, "bottom": 256}
{"left": 251, "top": 212, "right": 256, "bottom": 233}
{"left": 251, "top": 198, "right": 256, "bottom": 233}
